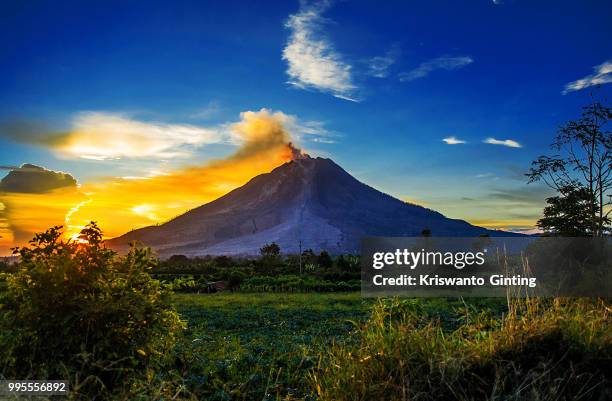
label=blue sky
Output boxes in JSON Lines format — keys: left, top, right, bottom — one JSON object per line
{"left": 1, "top": 0, "right": 611, "bottom": 233}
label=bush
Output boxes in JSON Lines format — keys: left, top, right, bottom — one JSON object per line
{"left": 0, "top": 223, "right": 185, "bottom": 399}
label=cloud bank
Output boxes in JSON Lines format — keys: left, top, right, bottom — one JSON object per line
{"left": 399, "top": 56, "right": 473, "bottom": 82}
{"left": 562, "top": 60, "right": 612, "bottom": 94}
{"left": 282, "top": 1, "right": 357, "bottom": 101}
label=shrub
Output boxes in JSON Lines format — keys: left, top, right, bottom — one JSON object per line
{"left": 0, "top": 223, "right": 185, "bottom": 399}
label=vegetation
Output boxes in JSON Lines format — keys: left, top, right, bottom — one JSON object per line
{"left": 528, "top": 98, "right": 611, "bottom": 236}
{"left": 240, "top": 275, "right": 359, "bottom": 292}
{"left": 260, "top": 242, "right": 281, "bottom": 257}
{"left": 0, "top": 224, "right": 185, "bottom": 400}
{"left": 311, "top": 297, "right": 611, "bottom": 401}
{"left": 537, "top": 184, "right": 599, "bottom": 236}
{"left": 151, "top": 250, "right": 361, "bottom": 294}
{"left": 171, "top": 292, "right": 373, "bottom": 400}
{"left": 0, "top": 223, "right": 609, "bottom": 400}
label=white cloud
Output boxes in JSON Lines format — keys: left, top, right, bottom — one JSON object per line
{"left": 56, "top": 112, "right": 226, "bottom": 160}
{"left": 368, "top": 46, "right": 401, "bottom": 78}
{"left": 282, "top": 1, "right": 357, "bottom": 101}
{"left": 399, "top": 56, "right": 473, "bottom": 82}
{"left": 562, "top": 60, "right": 612, "bottom": 94}
{"left": 483, "top": 137, "right": 522, "bottom": 148}
{"left": 442, "top": 136, "right": 466, "bottom": 145}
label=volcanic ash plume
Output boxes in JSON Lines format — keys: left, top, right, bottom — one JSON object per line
{"left": 228, "top": 109, "right": 308, "bottom": 161}
{"left": 288, "top": 142, "right": 310, "bottom": 160}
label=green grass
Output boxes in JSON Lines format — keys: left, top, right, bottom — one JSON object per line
{"left": 170, "top": 292, "right": 372, "bottom": 400}
{"left": 166, "top": 293, "right": 512, "bottom": 400}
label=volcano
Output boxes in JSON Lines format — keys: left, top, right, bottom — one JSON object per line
{"left": 106, "top": 156, "right": 512, "bottom": 256}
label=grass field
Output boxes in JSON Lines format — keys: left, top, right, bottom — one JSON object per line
{"left": 171, "top": 292, "right": 371, "bottom": 400}
{"left": 169, "top": 292, "right": 510, "bottom": 400}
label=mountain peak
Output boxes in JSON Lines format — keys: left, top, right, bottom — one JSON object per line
{"left": 107, "top": 157, "right": 512, "bottom": 257}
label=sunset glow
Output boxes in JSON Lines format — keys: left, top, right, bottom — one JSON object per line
{"left": 0, "top": 109, "right": 298, "bottom": 254}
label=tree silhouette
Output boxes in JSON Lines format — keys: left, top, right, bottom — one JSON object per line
{"left": 537, "top": 184, "right": 595, "bottom": 236}
{"left": 527, "top": 98, "right": 611, "bottom": 236}
{"left": 260, "top": 242, "right": 280, "bottom": 257}
{"left": 317, "top": 250, "right": 333, "bottom": 268}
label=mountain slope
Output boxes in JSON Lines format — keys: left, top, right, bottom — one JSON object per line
{"left": 106, "top": 156, "right": 512, "bottom": 256}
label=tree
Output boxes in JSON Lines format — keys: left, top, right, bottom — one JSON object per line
{"left": 260, "top": 242, "right": 280, "bottom": 257}
{"left": 337, "top": 254, "right": 360, "bottom": 272}
{"left": 527, "top": 99, "right": 611, "bottom": 236}
{"left": 0, "top": 223, "right": 184, "bottom": 399}
{"left": 214, "top": 254, "right": 233, "bottom": 268}
{"left": 0, "top": 259, "right": 16, "bottom": 273}
{"left": 537, "top": 184, "right": 595, "bottom": 236}
{"left": 167, "top": 254, "right": 189, "bottom": 265}
{"left": 258, "top": 242, "right": 281, "bottom": 274}
{"left": 301, "top": 248, "right": 316, "bottom": 263}
{"left": 317, "top": 251, "right": 333, "bottom": 269}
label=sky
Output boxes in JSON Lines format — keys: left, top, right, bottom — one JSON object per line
{"left": 0, "top": 0, "right": 611, "bottom": 253}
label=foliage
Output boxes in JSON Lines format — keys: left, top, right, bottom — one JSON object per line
{"left": 317, "top": 251, "right": 333, "bottom": 269}
{"left": 165, "top": 294, "right": 509, "bottom": 400}
{"left": 240, "top": 275, "right": 360, "bottom": 292}
{"left": 0, "top": 223, "right": 185, "bottom": 400}
{"left": 260, "top": 242, "right": 280, "bottom": 257}
{"left": 537, "top": 184, "right": 598, "bottom": 236}
{"left": 152, "top": 252, "right": 362, "bottom": 292}
{"left": 527, "top": 99, "right": 611, "bottom": 236}
{"left": 171, "top": 292, "right": 373, "bottom": 400}
{"left": 0, "top": 259, "right": 16, "bottom": 273}
{"left": 165, "top": 275, "right": 200, "bottom": 292}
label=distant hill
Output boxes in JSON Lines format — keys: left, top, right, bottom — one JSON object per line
{"left": 106, "top": 156, "right": 519, "bottom": 256}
